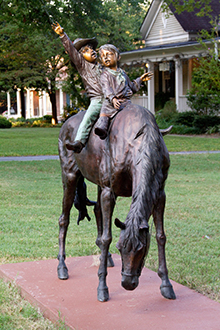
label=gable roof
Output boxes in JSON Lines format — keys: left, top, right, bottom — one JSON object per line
{"left": 170, "top": 0, "right": 220, "bottom": 33}
{"left": 140, "top": 0, "right": 220, "bottom": 39}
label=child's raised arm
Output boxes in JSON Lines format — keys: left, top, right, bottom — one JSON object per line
{"left": 52, "top": 21, "right": 64, "bottom": 37}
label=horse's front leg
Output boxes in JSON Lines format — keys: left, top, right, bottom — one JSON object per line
{"left": 153, "top": 191, "right": 176, "bottom": 299}
{"left": 94, "top": 186, "right": 114, "bottom": 269}
{"left": 97, "top": 187, "right": 115, "bottom": 302}
{"left": 58, "top": 170, "right": 79, "bottom": 280}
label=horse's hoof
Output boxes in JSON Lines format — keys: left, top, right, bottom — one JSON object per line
{"left": 107, "top": 255, "right": 114, "bottom": 267}
{"left": 160, "top": 284, "right": 176, "bottom": 300}
{"left": 57, "top": 265, "right": 69, "bottom": 280}
{"left": 97, "top": 287, "right": 109, "bottom": 302}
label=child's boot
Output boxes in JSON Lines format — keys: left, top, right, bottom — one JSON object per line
{"left": 66, "top": 140, "right": 85, "bottom": 153}
{"left": 94, "top": 116, "right": 110, "bottom": 140}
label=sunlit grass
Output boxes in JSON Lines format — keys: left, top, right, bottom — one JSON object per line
{"left": 0, "top": 127, "right": 60, "bottom": 156}
{"left": 1, "top": 127, "right": 219, "bottom": 157}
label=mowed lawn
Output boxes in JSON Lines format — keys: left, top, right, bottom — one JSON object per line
{"left": 0, "top": 127, "right": 220, "bottom": 156}
{"left": 0, "top": 127, "right": 220, "bottom": 328}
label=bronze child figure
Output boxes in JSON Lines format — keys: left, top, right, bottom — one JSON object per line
{"left": 95, "top": 44, "right": 153, "bottom": 139}
{"left": 52, "top": 22, "right": 103, "bottom": 153}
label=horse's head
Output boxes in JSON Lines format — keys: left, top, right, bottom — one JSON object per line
{"left": 115, "top": 218, "right": 150, "bottom": 291}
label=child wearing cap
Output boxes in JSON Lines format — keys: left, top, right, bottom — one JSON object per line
{"left": 52, "top": 22, "right": 103, "bottom": 153}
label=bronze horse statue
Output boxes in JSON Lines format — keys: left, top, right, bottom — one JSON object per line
{"left": 58, "top": 103, "right": 176, "bottom": 302}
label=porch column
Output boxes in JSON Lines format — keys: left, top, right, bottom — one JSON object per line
{"left": 43, "top": 91, "right": 47, "bottom": 116}
{"left": 7, "top": 92, "right": 11, "bottom": 116}
{"left": 174, "top": 57, "right": 183, "bottom": 111}
{"left": 16, "top": 89, "right": 21, "bottom": 117}
{"left": 59, "top": 88, "right": 64, "bottom": 117}
{"left": 147, "top": 61, "right": 155, "bottom": 114}
{"left": 39, "top": 91, "right": 43, "bottom": 117}
{"left": 26, "top": 89, "right": 30, "bottom": 118}
{"left": 30, "top": 90, "right": 34, "bottom": 117}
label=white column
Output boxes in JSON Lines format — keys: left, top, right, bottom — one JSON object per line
{"left": 174, "top": 58, "right": 183, "bottom": 111}
{"left": 30, "top": 90, "right": 34, "bottom": 117}
{"left": 7, "top": 92, "right": 11, "bottom": 116}
{"left": 147, "top": 61, "right": 155, "bottom": 114}
{"left": 43, "top": 91, "right": 47, "bottom": 116}
{"left": 16, "top": 89, "right": 21, "bottom": 117}
{"left": 39, "top": 91, "right": 43, "bottom": 117}
{"left": 59, "top": 88, "right": 64, "bottom": 117}
{"left": 26, "top": 89, "right": 30, "bottom": 118}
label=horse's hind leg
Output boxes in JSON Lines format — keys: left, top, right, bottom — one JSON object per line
{"left": 58, "top": 165, "right": 80, "bottom": 280}
{"left": 153, "top": 191, "right": 176, "bottom": 299}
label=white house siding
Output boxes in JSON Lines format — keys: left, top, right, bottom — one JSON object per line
{"left": 146, "top": 8, "right": 189, "bottom": 46}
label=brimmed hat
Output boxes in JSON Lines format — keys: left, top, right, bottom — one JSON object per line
{"left": 73, "top": 37, "right": 98, "bottom": 51}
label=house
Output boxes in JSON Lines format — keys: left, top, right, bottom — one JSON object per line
{"left": 121, "top": 0, "right": 220, "bottom": 114}
{"left": 3, "top": 76, "right": 69, "bottom": 122}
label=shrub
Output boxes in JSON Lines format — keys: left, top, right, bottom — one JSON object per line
{"left": 193, "top": 115, "right": 220, "bottom": 133}
{"left": 206, "top": 125, "right": 220, "bottom": 134}
{"left": 174, "top": 111, "right": 197, "bottom": 127}
{"left": 173, "top": 112, "right": 220, "bottom": 134}
{"left": 155, "top": 100, "right": 177, "bottom": 127}
{"left": 160, "top": 101, "right": 177, "bottom": 120}
{"left": 11, "top": 121, "right": 28, "bottom": 127}
{"left": 8, "top": 116, "right": 59, "bottom": 127}
{"left": 0, "top": 116, "right": 12, "bottom": 128}
{"left": 43, "top": 115, "right": 53, "bottom": 123}
{"left": 187, "top": 90, "right": 220, "bottom": 116}
{"left": 170, "top": 125, "right": 200, "bottom": 135}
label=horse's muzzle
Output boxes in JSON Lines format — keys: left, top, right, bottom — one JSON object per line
{"left": 121, "top": 273, "right": 139, "bottom": 291}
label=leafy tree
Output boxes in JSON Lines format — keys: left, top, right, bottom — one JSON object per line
{"left": 187, "top": 21, "right": 220, "bottom": 115}
{"left": 0, "top": 0, "right": 104, "bottom": 121}
{"left": 93, "top": 0, "right": 149, "bottom": 51}
{"left": 0, "top": 0, "right": 68, "bottom": 121}
{"left": 164, "top": 0, "right": 214, "bottom": 16}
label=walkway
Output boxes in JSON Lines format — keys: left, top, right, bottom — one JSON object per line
{"left": 0, "top": 254, "right": 220, "bottom": 330}
{"left": 0, "top": 150, "right": 220, "bottom": 162}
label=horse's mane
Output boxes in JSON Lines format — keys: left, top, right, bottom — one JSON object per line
{"left": 122, "top": 112, "right": 169, "bottom": 251}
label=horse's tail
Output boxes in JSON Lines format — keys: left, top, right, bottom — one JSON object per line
{"left": 126, "top": 111, "right": 169, "bottom": 230}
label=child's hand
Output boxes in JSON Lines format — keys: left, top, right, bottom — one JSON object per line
{"left": 52, "top": 22, "right": 64, "bottom": 36}
{"left": 140, "top": 72, "right": 153, "bottom": 82}
{"left": 112, "top": 97, "right": 122, "bottom": 110}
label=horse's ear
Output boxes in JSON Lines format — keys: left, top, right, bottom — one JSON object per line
{"left": 139, "top": 219, "right": 149, "bottom": 231}
{"left": 115, "top": 218, "right": 126, "bottom": 230}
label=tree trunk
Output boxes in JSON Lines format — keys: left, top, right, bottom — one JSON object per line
{"left": 49, "top": 91, "right": 58, "bottom": 124}
{"left": 20, "top": 87, "right": 26, "bottom": 119}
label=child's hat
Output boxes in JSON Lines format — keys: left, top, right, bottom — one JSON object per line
{"left": 73, "top": 37, "right": 98, "bottom": 51}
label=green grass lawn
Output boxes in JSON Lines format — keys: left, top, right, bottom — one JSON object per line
{"left": 0, "top": 127, "right": 60, "bottom": 156}
{"left": 1, "top": 127, "right": 220, "bottom": 157}
{"left": 164, "top": 134, "right": 220, "bottom": 152}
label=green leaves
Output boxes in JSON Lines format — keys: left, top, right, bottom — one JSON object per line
{"left": 187, "top": 20, "right": 220, "bottom": 116}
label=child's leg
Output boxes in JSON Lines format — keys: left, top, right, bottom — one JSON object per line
{"left": 75, "top": 98, "right": 102, "bottom": 145}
